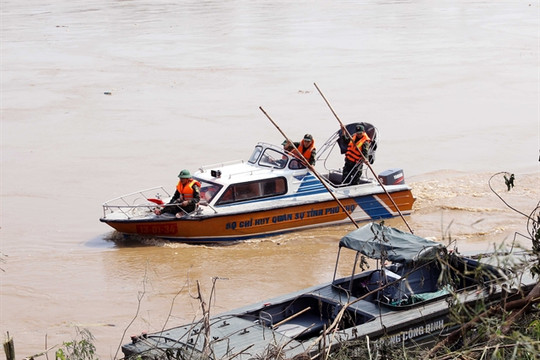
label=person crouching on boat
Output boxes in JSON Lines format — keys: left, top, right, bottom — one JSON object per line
{"left": 281, "top": 134, "right": 316, "bottom": 166}
{"left": 341, "top": 124, "right": 371, "bottom": 185}
{"left": 297, "top": 133, "right": 316, "bottom": 165}
{"left": 154, "top": 169, "right": 201, "bottom": 217}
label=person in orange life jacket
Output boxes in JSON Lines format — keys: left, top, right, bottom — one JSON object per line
{"left": 154, "top": 169, "right": 201, "bottom": 216}
{"left": 297, "top": 133, "right": 316, "bottom": 165}
{"left": 341, "top": 124, "right": 371, "bottom": 185}
{"left": 281, "top": 135, "right": 316, "bottom": 166}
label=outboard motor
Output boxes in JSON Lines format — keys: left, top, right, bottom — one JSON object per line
{"left": 378, "top": 168, "right": 405, "bottom": 185}
{"left": 336, "top": 122, "right": 379, "bottom": 164}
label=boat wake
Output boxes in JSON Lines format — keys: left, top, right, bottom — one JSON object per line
{"left": 102, "top": 231, "right": 193, "bottom": 248}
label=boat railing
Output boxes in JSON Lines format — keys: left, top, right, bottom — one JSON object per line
{"left": 198, "top": 160, "right": 275, "bottom": 180}
{"left": 230, "top": 166, "right": 290, "bottom": 180}
{"left": 198, "top": 159, "right": 246, "bottom": 172}
{"left": 197, "top": 200, "right": 218, "bottom": 214}
{"left": 102, "top": 186, "right": 172, "bottom": 218}
{"left": 204, "top": 162, "right": 291, "bottom": 182}
{"left": 259, "top": 311, "right": 273, "bottom": 327}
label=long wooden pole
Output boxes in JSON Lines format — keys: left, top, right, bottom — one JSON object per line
{"left": 272, "top": 306, "right": 311, "bottom": 328}
{"left": 313, "top": 82, "right": 414, "bottom": 234}
{"left": 259, "top": 106, "right": 359, "bottom": 229}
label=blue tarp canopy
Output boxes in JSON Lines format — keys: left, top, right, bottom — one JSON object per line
{"left": 339, "top": 222, "right": 446, "bottom": 264}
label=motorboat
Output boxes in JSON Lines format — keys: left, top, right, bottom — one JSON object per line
{"left": 100, "top": 123, "right": 415, "bottom": 243}
{"left": 122, "top": 222, "right": 536, "bottom": 358}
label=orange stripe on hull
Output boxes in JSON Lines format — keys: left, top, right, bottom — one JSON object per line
{"left": 374, "top": 190, "right": 416, "bottom": 215}
{"left": 104, "top": 190, "right": 414, "bottom": 241}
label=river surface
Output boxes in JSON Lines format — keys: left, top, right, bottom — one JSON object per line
{"left": 1, "top": 0, "right": 539, "bottom": 358}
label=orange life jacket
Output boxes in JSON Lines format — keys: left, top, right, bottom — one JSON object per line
{"left": 297, "top": 139, "right": 315, "bottom": 161}
{"left": 346, "top": 132, "right": 371, "bottom": 163}
{"left": 176, "top": 179, "right": 201, "bottom": 201}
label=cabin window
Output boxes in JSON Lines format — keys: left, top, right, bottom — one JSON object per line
{"left": 195, "top": 178, "right": 223, "bottom": 203}
{"left": 259, "top": 148, "right": 287, "bottom": 169}
{"left": 216, "top": 177, "right": 287, "bottom": 205}
{"left": 248, "top": 146, "right": 263, "bottom": 164}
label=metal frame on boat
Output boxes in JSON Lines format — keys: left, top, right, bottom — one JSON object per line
{"left": 100, "top": 123, "right": 415, "bottom": 242}
{"left": 122, "top": 222, "right": 536, "bottom": 358}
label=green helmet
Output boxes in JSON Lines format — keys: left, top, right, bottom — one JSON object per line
{"left": 178, "top": 169, "right": 191, "bottom": 178}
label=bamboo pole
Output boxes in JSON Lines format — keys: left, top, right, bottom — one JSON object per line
{"left": 272, "top": 306, "right": 312, "bottom": 328}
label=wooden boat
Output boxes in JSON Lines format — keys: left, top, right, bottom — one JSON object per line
{"left": 100, "top": 123, "right": 415, "bottom": 243}
{"left": 121, "top": 222, "right": 536, "bottom": 358}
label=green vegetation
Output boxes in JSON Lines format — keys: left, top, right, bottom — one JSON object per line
{"left": 55, "top": 328, "right": 97, "bottom": 360}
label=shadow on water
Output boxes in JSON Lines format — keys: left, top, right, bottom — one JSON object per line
{"left": 85, "top": 233, "right": 119, "bottom": 249}
{"left": 84, "top": 232, "right": 162, "bottom": 249}
{"left": 97, "top": 231, "right": 247, "bottom": 248}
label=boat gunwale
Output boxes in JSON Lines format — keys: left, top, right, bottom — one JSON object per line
{"left": 100, "top": 187, "right": 414, "bottom": 223}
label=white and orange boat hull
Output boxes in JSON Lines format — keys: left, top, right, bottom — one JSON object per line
{"left": 101, "top": 187, "right": 414, "bottom": 242}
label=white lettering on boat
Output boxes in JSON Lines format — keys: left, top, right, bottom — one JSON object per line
{"left": 387, "top": 319, "right": 445, "bottom": 344}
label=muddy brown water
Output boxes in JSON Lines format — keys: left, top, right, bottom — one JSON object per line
{"left": 1, "top": 0, "right": 538, "bottom": 357}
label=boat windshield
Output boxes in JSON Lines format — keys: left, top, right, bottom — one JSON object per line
{"left": 195, "top": 178, "right": 223, "bottom": 203}
{"left": 248, "top": 146, "right": 263, "bottom": 164}
{"left": 248, "top": 145, "right": 288, "bottom": 169}
{"left": 259, "top": 148, "right": 287, "bottom": 169}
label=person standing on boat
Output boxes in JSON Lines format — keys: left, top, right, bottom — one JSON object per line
{"left": 341, "top": 124, "right": 371, "bottom": 185}
{"left": 297, "top": 133, "right": 316, "bottom": 165}
{"left": 154, "top": 169, "right": 201, "bottom": 217}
